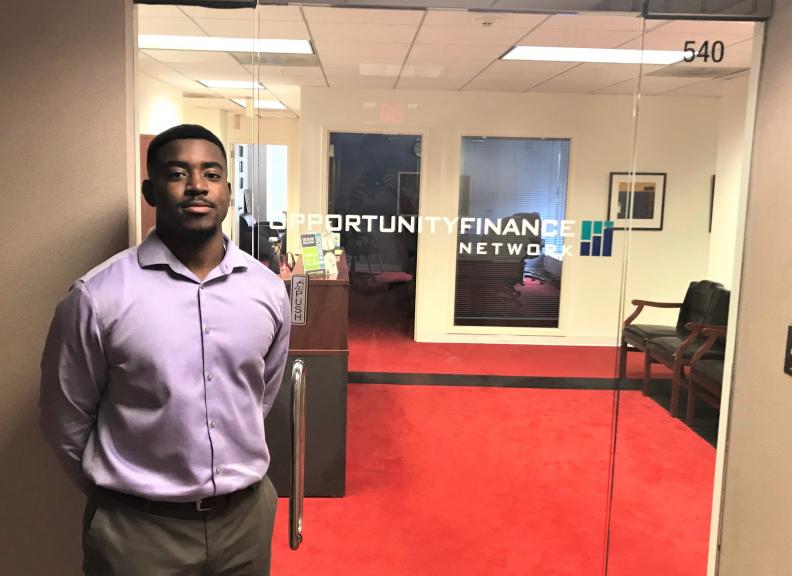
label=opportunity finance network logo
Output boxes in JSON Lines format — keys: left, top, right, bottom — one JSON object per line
{"left": 579, "top": 221, "right": 614, "bottom": 257}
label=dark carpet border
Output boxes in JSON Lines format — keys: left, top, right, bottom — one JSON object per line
{"left": 349, "top": 372, "right": 644, "bottom": 390}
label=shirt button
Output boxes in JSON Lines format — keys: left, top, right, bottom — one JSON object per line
{"left": 204, "top": 326, "right": 211, "bottom": 335}
{"left": 207, "top": 373, "right": 213, "bottom": 382}
{"left": 215, "top": 467, "right": 222, "bottom": 476}
{"left": 209, "top": 420, "right": 216, "bottom": 429}
{"left": 200, "top": 285, "right": 205, "bottom": 290}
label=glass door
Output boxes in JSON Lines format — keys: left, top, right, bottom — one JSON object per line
{"left": 609, "top": 11, "right": 763, "bottom": 576}
{"left": 259, "top": 5, "right": 641, "bottom": 575}
{"left": 134, "top": 1, "right": 768, "bottom": 574}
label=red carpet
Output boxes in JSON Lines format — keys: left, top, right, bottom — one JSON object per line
{"left": 348, "top": 281, "right": 656, "bottom": 378}
{"left": 270, "top": 385, "right": 714, "bottom": 575}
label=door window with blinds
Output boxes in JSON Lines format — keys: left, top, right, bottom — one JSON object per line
{"left": 454, "top": 136, "right": 570, "bottom": 328}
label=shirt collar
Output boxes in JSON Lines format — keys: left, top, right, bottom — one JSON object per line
{"left": 138, "top": 230, "right": 249, "bottom": 279}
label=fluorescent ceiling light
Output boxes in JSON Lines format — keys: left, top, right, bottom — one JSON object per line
{"left": 502, "top": 46, "right": 684, "bottom": 65}
{"left": 254, "top": 100, "right": 287, "bottom": 110}
{"left": 139, "top": 35, "right": 313, "bottom": 55}
{"left": 231, "top": 98, "right": 287, "bottom": 110}
{"left": 200, "top": 80, "right": 265, "bottom": 89}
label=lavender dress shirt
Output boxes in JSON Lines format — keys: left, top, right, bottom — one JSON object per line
{"left": 39, "top": 231, "right": 291, "bottom": 502}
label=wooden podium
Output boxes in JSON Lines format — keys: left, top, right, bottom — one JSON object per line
{"left": 265, "top": 254, "right": 349, "bottom": 497}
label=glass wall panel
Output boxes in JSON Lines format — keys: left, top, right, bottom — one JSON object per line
{"left": 134, "top": 3, "right": 670, "bottom": 574}
{"left": 608, "top": 16, "right": 761, "bottom": 576}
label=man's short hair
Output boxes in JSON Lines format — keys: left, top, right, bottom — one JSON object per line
{"left": 146, "top": 124, "right": 227, "bottom": 178}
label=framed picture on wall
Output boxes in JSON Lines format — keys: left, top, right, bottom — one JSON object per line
{"left": 607, "top": 172, "right": 666, "bottom": 231}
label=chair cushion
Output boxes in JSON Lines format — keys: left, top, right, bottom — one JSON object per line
{"left": 678, "top": 280, "right": 724, "bottom": 329}
{"left": 691, "top": 359, "right": 724, "bottom": 386}
{"left": 646, "top": 335, "right": 726, "bottom": 364}
{"left": 705, "top": 288, "right": 730, "bottom": 326}
{"left": 690, "top": 358, "right": 723, "bottom": 398}
{"left": 623, "top": 324, "right": 681, "bottom": 347}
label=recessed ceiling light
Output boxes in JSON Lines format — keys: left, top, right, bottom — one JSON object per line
{"left": 138, "top": 35, "right": 313, "bottom": 55}
{"left": 231, "top": 98, "right": 287, "bottom": 110}
{"left": 502, "top": 46, "right": 684, "bottom": 65}
{"left": 200, "top": 80, "right": 265, "bottom": 89}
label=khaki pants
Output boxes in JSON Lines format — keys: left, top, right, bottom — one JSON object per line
{"left": 82, "top": 478, "right": 278, "bottom": 576}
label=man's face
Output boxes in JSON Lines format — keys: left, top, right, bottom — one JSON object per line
{"left": 144, "top": 138, "right": 231, "bottom": 241}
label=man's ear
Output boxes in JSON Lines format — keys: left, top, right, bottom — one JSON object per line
{"left": 142, "top": 179, "right": 156, "bottom": 208}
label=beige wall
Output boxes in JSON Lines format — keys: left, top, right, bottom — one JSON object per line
{"left": 0, "top": 0, "right": 132, "bottom": 574}
{"left": 708, "top": 75, "right": 749, "bottom": 287}
{"left": 717, "top": 4, "right": 792, "bottom": 574}
{"left": 138, "top": 73, "right": 183, "bottom": 136}
{"left": 299, "top": 87, "right": 719, "bottom": 344}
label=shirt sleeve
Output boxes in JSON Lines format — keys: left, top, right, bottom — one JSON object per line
{"left": 39, "top": 281, "right": 108, "bottom": 492}
{"left": 261, "top": 286, "right": 292, "bottom": 419}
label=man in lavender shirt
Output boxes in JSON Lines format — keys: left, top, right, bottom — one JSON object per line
{"left": 39, "top": 124, "right": 291, "bottom": 575}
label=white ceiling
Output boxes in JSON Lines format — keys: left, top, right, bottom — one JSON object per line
{"left": 138, "top": 4, "right": 755, "bottom": 117}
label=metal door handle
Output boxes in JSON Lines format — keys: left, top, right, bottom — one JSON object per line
{"left": 289, "top": 359, "right": 306, "bottom": 550}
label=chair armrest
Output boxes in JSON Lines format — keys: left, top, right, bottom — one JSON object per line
{"left": 624, "top": 300, "right": 684, "bottom": 326}
{"left": 690, "top": 325, "right": 728, "bottom": 365}
{"left": 673, "top": 322, "right": 709, "bottom": 360}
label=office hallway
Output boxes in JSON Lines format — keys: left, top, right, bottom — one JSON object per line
{"left": 270, "top": 384, "right": 715, "bottom": 576}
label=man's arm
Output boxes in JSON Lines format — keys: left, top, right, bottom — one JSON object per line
{"left": 261, "top": 287, "right": 292, "bottom": 418}
{"left": 39, "top": 282, "right": 108, "bottom": 492}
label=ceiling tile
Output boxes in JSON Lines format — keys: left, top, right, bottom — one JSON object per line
{"left": 409, "top": 43, "right": 508, "bottom": 61}
{"left": 309, "top": 22, "right": 418, "bottom": 44}
{"left": 256, "top": 5, "right": 305, "bottom": 22}
{"left": 139, "top": 53, "right": 213, "bottom": 93}
{"left": 595, "top": 75, "right": 704, "bottom": 95}
{"left": 540, "top": 14, "right": 645, "bottom": 32}
{"left": 657, "top": 20, "right": 755, "bottom": 37}
{"left": 532, "top": 63, "right": 641, "bottom": 93}
{"left": 138, "top": 17, "right": 205, "bottom": 36}
{"left": 303, "top": 6, "right": 423, "bottom": 25}
{"left": 415, "top": 25, "right": 525, "bottom": 46}
{"left": 324, "top": 72, "right": 396, "bottom": 89}
{"left": 403, "top": 57, "right": 490, "bottom": 78}
{"left": 248, "top": 65, "right": 325, "bottom": 79}
{"left": 313, "top": 41, "right": 411, "bottom": 59}
{"left": 421, "top": 10, "right": 547, "bottom": 29}
{"left": 463, "top": 60, "right": 577, "bottom": 92}
{"left": 137, "top": 5, "right": 184, "bottom": 18}
{"left": 520, "top": 27, "right": 639, "bottom": 49}
{"left": 319, "top": 54, "right": 402, "bottom": 68}
{"left": 396, "top": 76, "right": 471, "bottom": 91}
{"left": 193, "top": 18, "right": 311, "bottom": 40}
{"left": 259, "top": 76, "right": 327, "bottom": 88}
{"left": 178, "top": 6, "right": 255, "bottom": 20}
{"left": 163, "top": 57, "right": 250, "bottom": 79}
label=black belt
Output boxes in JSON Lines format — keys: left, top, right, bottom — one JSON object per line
{"left": 98, "top": 481, "right": 260, "bottom": 519}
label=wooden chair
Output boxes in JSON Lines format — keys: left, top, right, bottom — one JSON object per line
{"left": 685, "top": 325, "right": 728, "bottom": 425}
{"left": 642, "top": 287, "right": 730, "bottom": 418}
{"left": 619, "top": 280, "right": 724, "bottom": 379}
